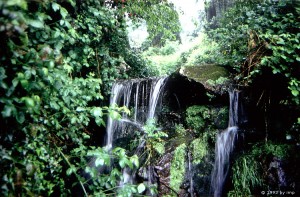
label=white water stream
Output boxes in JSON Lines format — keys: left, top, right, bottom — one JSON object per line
{"left": 105, "top": 77, "right": 167, "bottom": 185}
{"left": 211, "top": 90, "right": 242, "bottom": 197}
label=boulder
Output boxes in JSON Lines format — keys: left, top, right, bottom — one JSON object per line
{"left": 178, "top": 64, "right": 229, "bottom": 93}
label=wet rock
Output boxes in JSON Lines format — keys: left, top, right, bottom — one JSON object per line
{"left": 267, "top": 157, "right": 288, "bottom": 190}
{"left": 156, "top": 152, "right": 173, "bottom": 195}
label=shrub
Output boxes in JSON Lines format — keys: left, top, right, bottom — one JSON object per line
{"left": 170, "top": 143, "right": 187, "bottom": 192}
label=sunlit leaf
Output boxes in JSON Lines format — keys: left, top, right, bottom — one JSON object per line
{"left": 6, "top": 0, "right": 27, "bottom": 9}
{"left": 52, "top": 2, "right": 60, "bottom": 12}
{"left": 109, "top": 110, "right": 121, "bottom": 120}
{"left": 60, "top": 7, "right": 68, "bottom": 18}
{"left": 291, "top": 89, "right": 299, "bottom": 96}
{"left": 28, "top": 20, "right": 44, "bottom": 28}
{"left": 2, "top": 105, "right": 14, "bottom": 117}
{"left": 95, "top": 158, "right": 105, "bottom": 167}
{"left": 137, "top": 183, "right": 146, "bottom": 194}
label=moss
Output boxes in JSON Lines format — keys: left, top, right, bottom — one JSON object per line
{"left": 170, "top": 143, "right": 187, "bottom": 192}
{"left": 191, "top": 138, "right": 208, "bottom": 165}
{"left": 179, "top": 64, "right": 229, "bottom": 86}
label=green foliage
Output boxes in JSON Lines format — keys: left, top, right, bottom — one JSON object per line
{"left": 142, "top": 40, "right": 182, "bottom": 75}
{"left": 170, "top": 143, "right": 187, "bottom": 192}
{"left": 228, "top": 154, "right": 263, "bottom": 196}
{"left": 175, "top": 123, "right": 186, "bottom": 136}
{"left": 0, "top": 0, "right": 153, "bottom": 195}
{"left": 190, "top": 138, "right": 208, "bottom": 165}
{"left": 144, "top": 40, "right": 179, "bottom": 56}
{"left": 211, "top": 106, "right": 229, "bottom": 129}
{"left": 251, "top": 142, "right": 291, "bottom": 159}
{"left": 185, "top": 105, "right": 211, "bottom": 132}
{"left": 206, "top": 77, "right": 230, "bottom": 88}
{"left": 184, "top": 34, "right": 222, "bottom": 66}
{"left": 159, "top": 40, "right": 180, "bottom": 55}
{"left": 229, "top": 141, "right": 293, "bottom": 195}
{"left": 125, "top": 1, "right": 181, "bottom": 45}
{"left": 142, "top": 34, "right": 222, "bottom": 75}
{"left": 206, "top": 0, "right": 300, "bottom": 105}
{"left": 143, "top": 119, "right": 168, "bottom": 157}
{"left": 123, "top": 49, "right": 157, "bottom": 78}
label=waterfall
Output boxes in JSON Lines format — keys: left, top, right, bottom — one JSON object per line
{"left": 211, "top": 89, "right": 243, "bottom": 197}
{"left": 188, "top": 151, "right": 194, "bottom": 197}
{"left": 105, "top": 81, "right": 133, "bottom": 150}
{"left": 106, "top": 77, "right": 167, "bottom": 149}
{"left": 148, "top": 78, "right": 167, "bottom": 119}
{"left": 105, "top": 77, "right": 167, "bottom": 184}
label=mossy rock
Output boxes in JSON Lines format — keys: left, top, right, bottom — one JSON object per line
{"left": 179, "top": 64, "right": 229, "bottom": 91}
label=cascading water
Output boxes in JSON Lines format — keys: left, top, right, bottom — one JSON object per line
{"left": 148, "top": 78, "right": 167, "bottom": 119}
{"left": 105, "top": 81, "right": 133, "bottom": 150}
{"left": 105, "top": 77, "right": 167, "bottom": 185}
{"left": 211, "top": 89, "right": 244, "bottom": 197}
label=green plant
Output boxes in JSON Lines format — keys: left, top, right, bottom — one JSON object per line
{"left": 185, "top": 105, "right": 211, "bottom": 132}
{"left": 121, "top": 0, "right": 181, "bottom": 46}
{"left": 143, "top": 119, "right": 168, "bottom": 158}
{"left": 190, "top": 138, "right": 208, "bottom": 165}
{"left": 229, "top": 141, "right": 294, "bottom": 196}
{"left": 0, "top": 0, "right": 162, "bottom": 195}
{"left": 228, "top": 154, "right": 263, "bottom": 196}
{"left": 160, "top": 40, "right": 180, "bottom": 55}
{"left": 206, "top": 0, "right": 300, "bottom": 126}
{"left": 170, "top": 143, "right": 187, "bottom": 192}
{"left": 184, "top": 34, "right": 222, "bottom": 66}
{"left": 251, "top": 142, "right": 291, "bottom": 159}
{"left": 175, "top": 123, "right": 186, "bottom": 136}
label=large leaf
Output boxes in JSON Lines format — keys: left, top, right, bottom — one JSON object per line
{"left": 95, "top": 158, "right": 105, "bottom": 167}
{"left": 109, "top": 110, "right": 121, "bottom": 120}
{"left": 52, "top": 2, "right": 60, "bottom": 12}
{"left": 91, "top": 107, "right": 103, "bottom": 117}
{"left": 137, "top": 183, "right": 146, "bottom": 194}
{"left": 28, "top": 20, "right": 44, "bottom": 28}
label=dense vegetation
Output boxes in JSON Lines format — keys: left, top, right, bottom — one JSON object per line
{"left": 141, "top": 0, "right": 300, "bottom": 195}
{"left": 1, "top": 0, "right": 300, "bottom": 196}
{"left": 204, "top": 0, "right": 300, "bottom": 195}
{"left": 144, "top": 0, "right": 300, "bottom": 138}
{"left": 0, "top": 0, "right": 178, "bottom": 196}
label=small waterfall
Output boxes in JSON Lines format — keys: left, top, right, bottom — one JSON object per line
{"left": 105, "top": 77, "right": 167, "bottom": 185}
{"left": 211, "top": 89, "right": 244, "bottom": 197}
{"left": 148, "top": 78, "right": 167, "bottom": 119}
{"left": 188, "top": 151, "right": 194, "bottom": 197}
{"left": 105, "top": 81, "right": 133, "bottom": 150}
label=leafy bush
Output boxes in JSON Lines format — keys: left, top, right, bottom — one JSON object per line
{"left": 251, "top": 142, "right": 291, "bottom": 159}
{"left": 160, "top": 40, "right": 180, "bottom": 55}
{"left": 0, "top": 0, "right": 151, "bottom": 196}
{"left": 143, "top": 119, "right": 168, "bottom": 157}
{"left": 170, "top": 143, "right": 187, "bottom": 192}
{"left": 229, "top": 141, "right": 294, "bottom": 196}
{"left": 185, "top": 105, "right": 211, "bottom": 132}
{"left": 228, "top": 154, "right": 263, "bottom": 196}
{"left": 175, "top": 123, "right": 186, "bottom": 136}
{"left": 184, "top": 34, "right": 221, "bottom": 66}
{"left": 190, "top": 138, "right": 208, "bottom": 165}
{"left": 207, "top": 0, "right": 300, "bottom": 105}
